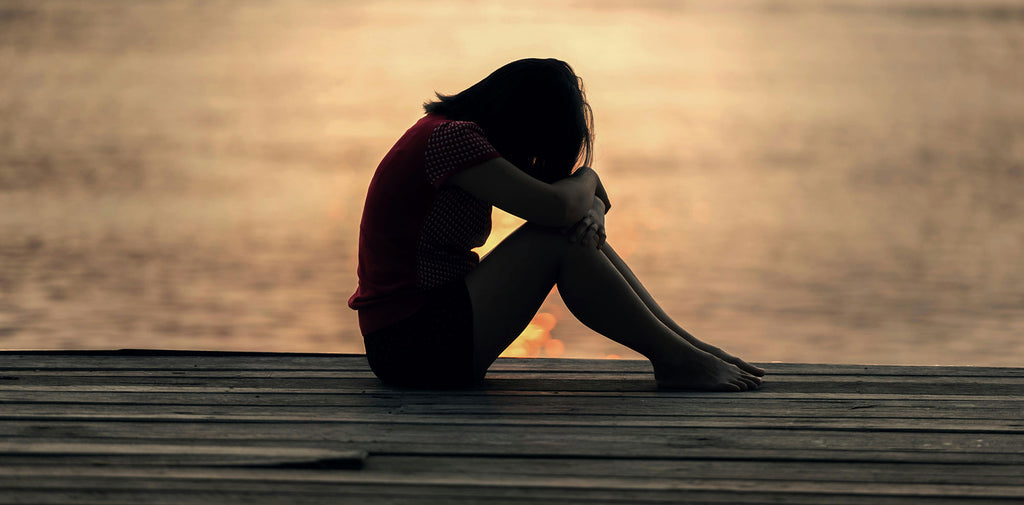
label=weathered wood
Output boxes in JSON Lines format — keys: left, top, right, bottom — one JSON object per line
{"left": 8, "top": 370, "right": 1024, "bottom": 390}
{"left": 0, "top": 491, "right": 1015, "bottom": 505}
{"left": 4, "top": 409, "right": 1024, "bottom": 433}
{"left": 6, "top": 387, "right": 1024, "bottom": 408}
{"left": 0, "top": 442, "right": 366, "bottom": 469}
{"left": 7, "top": 365, "right": 1024, "bottom": 396}
{"left": 2, "top": 465, "right": 1024, "bottom": 502}
{"left": 0, "top": 486, "right": 1014, "bottom": 505}
{"left": 5, "top": 389, "right": 1024, "bottom": 410}
{"left": 1, "top": 351, "right": 1023, "bottom": 504}
{"left": 364, "top": 455, "right": 1024, "bottom": 486}
{"left": 4, "top": 420, "right": 1024, "bottom": 462}
{"left": 4, "top": 402, "right": 1024, "bottom": 426}
{"left": 8, "top": 434, "right": 1024, "bottom": 467}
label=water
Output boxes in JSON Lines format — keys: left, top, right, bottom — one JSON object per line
{"left": 1, "top": 0, "right": 1023, "bottom": 365}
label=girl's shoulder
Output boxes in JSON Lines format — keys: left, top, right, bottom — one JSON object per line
{"left": 421, "top": 115, "right": 500, "bottom": 187}
{"left": 395, "top": 114, "right": 482, "bottom": 150}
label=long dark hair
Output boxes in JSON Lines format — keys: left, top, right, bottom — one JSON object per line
{"left": 423, "top": 58, "right": 594, "bottom": 184}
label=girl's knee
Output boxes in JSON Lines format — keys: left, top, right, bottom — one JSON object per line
{"left": 513, "top": 223, "right": 571, "bottom": 250}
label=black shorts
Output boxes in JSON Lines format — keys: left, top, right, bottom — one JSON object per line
{"left": 362, "top": 279, "right": 483, "bottom": 388}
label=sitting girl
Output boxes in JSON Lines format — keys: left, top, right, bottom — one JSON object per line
{"left": 349, "top": 58, "right": 765, "bottom": 390}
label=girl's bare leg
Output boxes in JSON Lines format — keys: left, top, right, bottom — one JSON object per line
{"left": 602, "top": 244, "right": 766, "bottom": 377}
{"left": 464, "top": 223, "right": 762, "bottom": 391}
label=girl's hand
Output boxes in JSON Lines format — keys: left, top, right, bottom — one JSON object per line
{"left": 565, "top": 198, "right": 606, "bottom": 249}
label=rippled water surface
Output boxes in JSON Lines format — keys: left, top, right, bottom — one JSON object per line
{"left": 1, "top": 0, "right": 1023, "bottom": 365}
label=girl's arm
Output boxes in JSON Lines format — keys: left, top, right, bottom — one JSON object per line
{"left": 447, "top": 158, "right": 597, "bottom": 227}
{"left": 594, "top": 175, "right": 611, "bottom": 214}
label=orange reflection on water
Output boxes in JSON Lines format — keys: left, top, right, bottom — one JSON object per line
{"left": 3, "top": 0, "right": 1024, "bottom": 366}
{"left": 500, "top": 312, "right": 564, "bottom": 358}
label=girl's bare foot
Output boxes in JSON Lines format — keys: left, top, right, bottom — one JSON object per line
{"left": 700, "top": 345, "right": 767, "bottom": 377}
{"left": 653, "top": 351, "right": 763, "bottom": 392}
{"left": 669, "top": 331, "right": 767, "bottom": 377}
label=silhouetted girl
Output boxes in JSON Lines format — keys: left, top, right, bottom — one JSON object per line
{"left": 349, "top": 58, "right": 764, "bottom": 390}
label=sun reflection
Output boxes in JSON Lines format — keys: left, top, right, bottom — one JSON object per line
{"left": 476, "top": 209, "right": 525, "bottom": 258}
{"left": 500, "top": 311, "right": 564, "bottom": 358}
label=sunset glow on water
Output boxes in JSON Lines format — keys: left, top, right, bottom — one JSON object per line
{"left": 1, "top": 0, "right": 1023, "bottom": 365}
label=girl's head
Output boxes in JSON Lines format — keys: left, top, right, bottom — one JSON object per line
{"left": 424, "top": 58, "right": 593, "bottom": 183}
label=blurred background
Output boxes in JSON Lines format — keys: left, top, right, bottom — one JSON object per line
{"left": 1, "top": 0, "right": 1022, "bottom": 365}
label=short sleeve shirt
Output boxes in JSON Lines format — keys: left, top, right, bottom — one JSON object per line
{"left": 348, "top": 114, "right": 502, "bottom": 334}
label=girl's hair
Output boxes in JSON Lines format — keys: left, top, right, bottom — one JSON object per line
{"left": 423, "top": 58, "right": 593, "bottom": 183}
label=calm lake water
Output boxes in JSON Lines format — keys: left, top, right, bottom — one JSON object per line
{"left": 1, "top": 0, "right": 1023, "bottom": 365}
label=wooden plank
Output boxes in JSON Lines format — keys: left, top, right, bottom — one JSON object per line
{"left": 6, "top": 440, "right": 1023, "bottom": 490}
{"left": 4, "top": 387, "right": 1024, "bottom": 406}
{"left": 3, "top": 444, "right": 1022, "bottom": 487}
{"left": 0, "top": 352, "right": 369, "bottom": 372}
{"left": 2, "top": 352, "right": 1023, "bottom": 505}
{"left": 364, "top": 455, "right": 1024, "bottom": 486}
{"left": 8, "top": 370, "right": 1024, "bottom": 390}
{"left": 2, "top": 452, "right": 1024, "bottom": 503}
{"left": 495, "top": 360, "right": 1024, "bottom": 378}
{"left": 1, "top": 490, "right": 1014, "bottom": 505}
{"left": 3, "top": 410, "right": 1024, "bottom": 433}
{"left": 6, "top": 372, "right": 1024, "bottom": 395}
{"left": 4, "top": 420, "right": 1024, "bottom": 460}
{"left": 0, "top": 380, "right": 1011, "bottom": 400}
{"left": 4, "top": 389, "right": 1024, "bottom": 410}
{"left": 1, "top": 466, "right": 1023, "bottom": 501}
{"left": 4, "top": 401, "right": 1023, "bottom": 424}
{"left": 4, "top": 370, "right": 387, "bottom": 378}
{"left": 1, "top": 490, "right": 645, "bottom": 505}
{"left": 0, "top": 441, "right": 365, "bottom": 469}
{"left": 7, "top": 428, "right": 1024, "bottom": 465}
{"left": 2, "top": 487, "right": 1012, "bottom": 505}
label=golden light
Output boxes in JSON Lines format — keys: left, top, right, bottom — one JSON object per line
{"left": 500, "top": 311, "right": 564, "bottom": 358}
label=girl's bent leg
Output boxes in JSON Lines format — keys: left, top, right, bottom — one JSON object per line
{"left": 464, "top": 224, "right": 562, "bottom": 373}
{"left": 601, "top": 244, "right": 766, "bottom": 377}
{"left": 465, "top": 224, "right": 761, "bottom": 391}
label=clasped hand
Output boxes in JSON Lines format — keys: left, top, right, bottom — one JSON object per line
{"left": 564, "top": 198, "right": 607, "bottom": 249}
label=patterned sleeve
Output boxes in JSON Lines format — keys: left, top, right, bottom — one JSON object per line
{"left": 423, "top": 121, "right": 502, "bottom": 188}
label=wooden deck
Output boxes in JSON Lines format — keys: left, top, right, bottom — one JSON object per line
{"left": 1, "top": 351, "right": 1023, "bottom": 504}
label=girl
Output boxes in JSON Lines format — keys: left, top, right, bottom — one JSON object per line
{"left": 349, "top": 58, "right": 765, "bottom": 390}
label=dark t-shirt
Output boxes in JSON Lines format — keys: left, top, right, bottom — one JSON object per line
{"left": 348, "top": 114, "right": 501, "bottom": 334}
